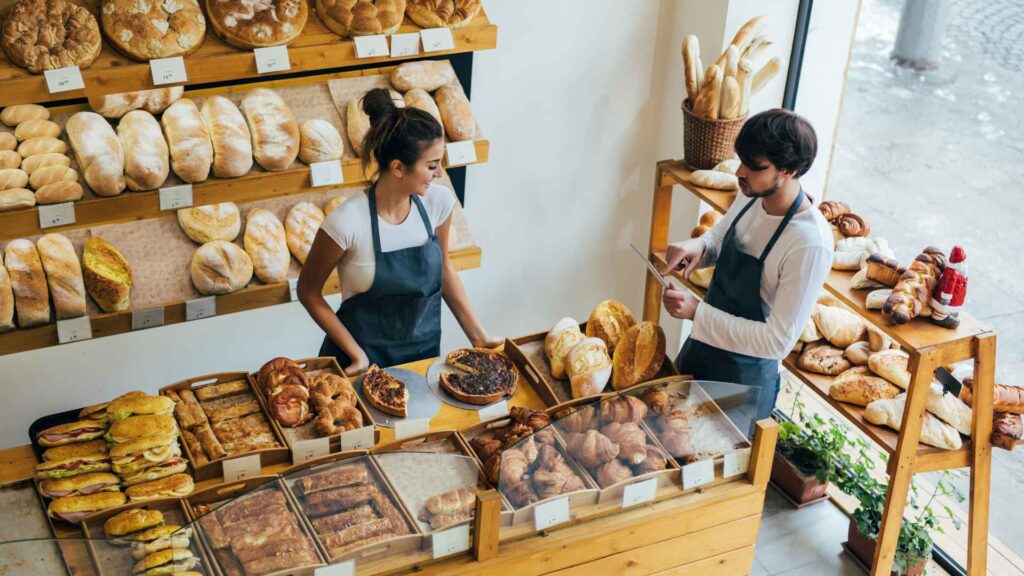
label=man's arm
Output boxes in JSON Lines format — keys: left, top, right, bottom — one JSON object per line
{"left": 696, "top": 200, "right": 742, "bottom": 269}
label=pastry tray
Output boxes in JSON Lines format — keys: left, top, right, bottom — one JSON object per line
{"left": 159, "top": 372, "right": 290, "bottom": 482}
{"left": 0, "top": 479, "right": 70, "bottom": 576}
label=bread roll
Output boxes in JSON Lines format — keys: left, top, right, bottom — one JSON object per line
{"left": 0, "top": 258, "right": 13, "bottom": 331}
{"left": 712, "top": 158, "right": 740, "bottom": 175}
{"left": 798, "top": 316, "right": 821, "bottom": 343}
{"left": 66, "top": 112, "right": 126, "bottom": 197}
{"left": 611, "top": 321, "right": 665, "bottom": 390}
{"left": 586, "top": 300, "right": 637, "bottom": 355}
{"left": 690, "top": 169, "right": 738, "bottom": 191}
{"left": 813, "top": 305, "right": 866, "bottom": 348}
{"left": 435, "top": 85, "right": 476, "bottom": 142}
{"left": 117, "top": 110, "right": 170, "bottom": 191}
{"left": 240, "top": 89, "right": 299, "bottom": 172}
{"left": 18, "top": 136, "right": 66, "bottom": 158}
{"left": 200, "top": 96, "right": 253, "bottom": 178}
{"left": 4, "top": 239, "right": 50, "bottom": 327}
{"left": 845, "top": 341, "right": 872, "bottom": 366}
{"left": 36, "top": 233, "right": 86, "bottom": 319}
{"left": 0, "top": 169, "right": 29, "bottom": 190}
{"left": 566, "top": 337, "right": 612, "bottom": 399}
{"left": 243, "top": 209, "right": 289, "bottom": 284}
{"left": 21, "top": 152, "right": 69, "bottom": 175}
{"left": 14, "top": 119, "right": 60, "bottom": 141}
{"left": 867, "top": 349, "right": 910, "bottom": 389}
{"left": 284, "top": 202, "right": 324, "bottom": 265}
{"left": 346, "top": 97, "right": 371, "bottom": 156}
{"left": 88, "top": 87, "right": 184, "bottom": 118}
{"left": 161, "top": 98, "right": 213, "bottom": 184}
{"left": 0, "top": 188, "right": 35, "bottom": 211}
{"left": 0, "top": 150, "right": 19, "bottom": 170}
{"left": 828, "top": 366, "right": 900, "bottom": 406}
{"left": 82, "top": 237, "right": 132, "bottom": 312}
{"left": 864, "top": 395, "right": 962, "bottom": 450}
{"left": 177, "top": 202, "right": 241, "bottom": 244}
{"left": 35, "top": 182, "right": 84, "bottom": 204}
{"left": 29, "top": 165, "right": 77, "bottom": 190}
{"left": 403, "top": 88, "right": 442, "bottom": 125}
{"left": 0, "top": 133, "right": 14, "bottom": 152}
{"left": 298, "top": 119, "right": 343, "bottom": 164}
{"left": 323, "top": 196, "right": 348, "bottom": 217}
{"left": 545, "top": 317, "right": 584, "bottom": 380}
{"left": 190, "top": 241, "right": 253, "bottom": 295}
{"left": 797, "top": 344, "right": 850, "bottom": 376}
{"left": 390, "top": 61, "right": 456, "bottom": 92}
{"left": 1, "top": 104, "right": 49, "bottom": 126}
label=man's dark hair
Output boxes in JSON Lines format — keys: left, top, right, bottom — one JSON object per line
{"left": 734, "top": 109, "right": 817, "bottom": 177}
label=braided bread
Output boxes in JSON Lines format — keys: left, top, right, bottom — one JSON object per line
{"left": 882, "top": 247, "right": 945, "bottom": 325}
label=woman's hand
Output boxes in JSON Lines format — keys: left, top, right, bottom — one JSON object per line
{"left": 344, "top": 350, "right": 370, "bottom": 377}
{"left": 663, "top": 283, "right": 700, "bottom": 320}
{"left": 471, "top": 334, "right": 504, "bottom": 349}
{"left": 662, "top": 238, "right": 706, "bottom": 280}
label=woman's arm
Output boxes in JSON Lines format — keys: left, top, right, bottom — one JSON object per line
{"left": 298, "top": 229, "right": 369, "bottom": 375}
{"left": 436, "top": 213, "right": 501, "bottom": 348}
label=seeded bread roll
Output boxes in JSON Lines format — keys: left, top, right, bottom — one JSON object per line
{"left": 66, "top": 112, "right": 126, "bottom": 196}
{"left": 36, "top": 233, "right": 86, "bottom": 319}
{"left": 4, "top": 239, "right": 50, "bottom": 327}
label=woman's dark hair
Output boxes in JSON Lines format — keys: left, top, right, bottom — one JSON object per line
{"left": 734, "top": 109, "right": 817, "bottom": 177}
{"left": 360, "top": 87, "right": 444, "bottom": 176}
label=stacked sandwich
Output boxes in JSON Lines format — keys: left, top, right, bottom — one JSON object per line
{"left": 103, "top": 508, "right": 202, "bottom": 575}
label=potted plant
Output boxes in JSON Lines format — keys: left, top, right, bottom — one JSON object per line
{"left": 771, "top": 397, "right": 846, "bottom": 506}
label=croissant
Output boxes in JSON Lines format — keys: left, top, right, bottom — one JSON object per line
{"left": 499, "top": 449, "right": 530, "bottom": 488}
{"left": 565, "top": 430, "right": 620, "bottom": 468}
{"left": 536, "top": 443, "right": 563, "bottom": 468}
{"left": 484, "top": 454, "right": 500, "bottom": 485}
{"left": 520, "top": 435, "right": 539, "bottom": 465}
{"left": 497, "top": 422, "right": 534, "bottom": 448}
{"left": 425, "top": 486, "right": 476, "bottom": 516}
{"left": 601, "top": 422, "right": 648, "bottom": 465}
{"left": 532, "top": 445, "right": 583, "bottom": 499}
{"left": 835, "top": 213, "right": 870, "bottom": 237}
{"left": 882, "top": 247, "right": 945, "bottom": 325}
{"left": 819, "top": 200, "right": 850, "bottom": 222}
{"left": 505, "top": 478, "right": 539, "bottom": 507}
{"left": 555, "top": 405, "right": 596, "bottom": 434}
{"left": 595, "top": 459, "right": 634, "bottom": 488}
{"left": 640, "top": 387, "right": 670, "bottom": 414}
{"left": 601, "top": 395, "right": 648, "bottom": 425}
{"left": 634, "top": 446, "right": 669, "bottom": 475}
{"left": 510, "top": 406, "right": 551, "bottom": 431}
{"left": 535, "top": 428, "right": 556, "bottom": 446}
{"left": 661, "top": 430, "right": 695, "bottom": 461}
{"left": 428, "top": 510, "right": 472, "bottom": 530}
{"left": 657, "top": 410, "right": 690, "bottom": 433}
{"left": 470, "top": 436, "right": 501, "bottom": 462}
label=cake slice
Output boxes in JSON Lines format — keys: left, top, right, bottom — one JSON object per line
{"left": 363, "top": 365, "right": 408, "bottom": 417}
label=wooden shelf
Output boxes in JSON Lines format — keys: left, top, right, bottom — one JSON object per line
{"left": 0, "top": 5, "right": 497, "bottom": 107}
{"left": 651, "top": 251, "right": 709, "bottom": 298}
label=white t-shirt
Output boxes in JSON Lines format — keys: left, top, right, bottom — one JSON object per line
{"left": 320, "top": 183, "right": 456, "bottom": 300}
{"left": 690, "top": 192, "right": 834, "bottom": 360}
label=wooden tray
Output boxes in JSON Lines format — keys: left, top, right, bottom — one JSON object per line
{"left": 159, "top": 372, "right": 290, "bottom": 482}
{"left": 0, "top": 479, "right": 70, "bottom": 576}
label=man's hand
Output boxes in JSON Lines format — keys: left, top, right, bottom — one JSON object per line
{"left": 663, "top": 283, "right": 700, "bottom": 320}
{"left": 662, "top": 238, "right": 706, "bottom": 280}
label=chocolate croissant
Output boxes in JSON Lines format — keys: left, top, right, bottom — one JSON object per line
{"left": 835, "top": 213, "right": 870, "bottom": 237}
{"left": 819, "top": 200, "right": 850, "bottom": 222}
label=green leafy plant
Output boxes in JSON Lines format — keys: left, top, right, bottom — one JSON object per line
{"left": 777, "top": 394, "right": 847, "bottom": 482}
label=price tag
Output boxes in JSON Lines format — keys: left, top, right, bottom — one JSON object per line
{"left": 315, "top": 561, "right": 354, "bottom": 576}
{"left": 38, "top": 202, "right": 76, "bottom": 229}
{"left": 222, "top": 454, "right": 261, "bottom": 482}
{"left": 288, "top": 278, "right": 299, "bottom": 302}
{"left": 445, "top": 141, "right": 477, "bottom": 167}
{"left": 150, "top": 57, "right": 187, "bottom": 85}
{"left": 57, "top": 316, "right": 92, "bottom": 344}
{"left": 621, "top": 478, "right": 658, "bottom": 509}
{"left": 292, "top": 437, "right": 330, "bottom": 465}
{"left": 185, "top": 296, "right": 216, "bottom": 321}
{"left": 478, "top": 400, "right": 509, "bottom": 421}
{"left": 43, "top": 66, "right": 84, "bottom": 93}
{"left": 339, "top": 425, "right": 375, "bottom": 451}
{"left": 131, "top": 308, "right": 165, "bottom": 331}
{"left": 394, "top": 418, "right": 429, "bottom": 440}
{"left": 723, "top": 448, "right": 751, "bottom": 479}
{"left": 309, "top": 160, "right": 344, "bottom": 187}
{"left": 682, "top": 458, "right": 715, "bottom": 490}
{"left": 420, "top": 27, "right": 456, "bottom": 52}
{"left": 159, "top": 184, "right": 193, "bottom": 211}
{"left": 353, "top": 34, "right": 389, "bottom": 58}
{"left": 390, "top": 32, "right": 421, "bottom": 57}
{"left": 254, "top": 45, "right": 291, "bottom": 74}
{"left": 534, "top": 496, "right": 570, "bottom": 531}
{"left": 431, "top": 523, "right": 470, "bottom": 559}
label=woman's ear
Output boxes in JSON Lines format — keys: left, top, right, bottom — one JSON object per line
{"left": 389, "top": 158, "right": 406, "bottom": 178}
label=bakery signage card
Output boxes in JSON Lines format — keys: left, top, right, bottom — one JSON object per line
{"left": 353, "top": 34, "right": 389, "bottom": 59}
{"left": 159, "top": 184, "right": 193, "bottom": 211}
{"left": 222, "top": 454, "right": 261, "bottom": 482}
{"left": 292, "top": 437, "right": 330, "bottom": 465}
{"left": 288, "top": 278, "right": 299, "bottom": 302}
{"left": 131, "top": 308, "right": 165, "bottom": 331}
{"left": 431, "top": 523, "right": 471, "bottom": 559}
{"left": 682, "top": 458, "right": 715, "bottom": 490}
{"left": 339, "top": 425, "right": 375, "bottom": 451}
{"left": 254, "top": 46, "right": 291, "bottom": 74}
{"left": 316, "top": 560, "right": 355, "bottom": 576}
{"left": 390, "top": 33, "right": 421, "bottom": 57}
{"left": 57, "top": 316, "right": 92, "bottom": 344}
{"left": 534, "top": 496, "right": 570, "bottom": 531}
{"left": 310, "top": 160, "right": 345, "bottom": 187}
{"left": 394, "top": 418, "right": 429, "bottom": 440}
{"left": 185, "top": 296, "right": 217, "bottom": 321}
{"left": 723, "top": 448, "right": 751, "bottom": 479}
{"left": 621, "top": 477, "right": 658, "bottom": 509}
{"left": 150, "top": 57, "right": 188, "bottom": 86}
{"left": 43, "top": 66, "right": 85, "bottom": 94}
{"left": 38, "top": 202, "right": 76, "bottom": 229}
{"left": 420, "top": 27, "right": 456, "bottom": 52}
{"left": 478, "top": 399, "right": 509, "bottom": 421}
{"left": 445, "top": 141, "right": 477, "bottom": 167}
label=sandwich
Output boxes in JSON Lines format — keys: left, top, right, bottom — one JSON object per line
{"left": 120, "top": 456, "right": 188, "bottom": 487}
{"left": 107, "top": 395, "right": 175, "bottom": 421}
{"left": 104, "top": 508, "right": 164, "bottom": 543}
{"left": 80, "top": 391, "right": 147, "bottom": 421}
{"left": 47, "top": 491, "right": 126, "bottom": 524}
{"left": 131, "top": 525, "right": 192, "bottom": 559}
{"left": 106, "top": 415, "right": 178, "bottom": 444}
{"left": 37, "top": 419, "right": 108, "bottom": 447}
{"left": 39, "top": 472, "right": 121, "bottom": 498}
{"left": 111, "top": 434, "right": 181, "bottom": 476}
{"left": 132, "top": 548, "right": 199, "bottom": 575}
{"left": 43, "top": 439, "right": 108, "bottom": 462}
{"left": 36, "top": 442, "right": 111, "bottom": 479}
{"left": 126, "top": 473, "right": 194, "bottom": 502}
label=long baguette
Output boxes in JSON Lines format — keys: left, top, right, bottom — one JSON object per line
{"left": 724, "top": 45, "right": 739, "bottom": 78}
{"left": 715, "top": 15, "right": 769, "bottom": 68}
{"left": 752, "top": 56, "right": 782, "bottom": 95}
{"left": 682, "top": 35, "right": 700, "bottom": 103}
{"left": 737, "top": 59, "right": 754, "bottom": 116}
{"left": 720, "top": 77, "right": 741, "bottom": 120}
{"left": 705, "top": 70, "right": 724, "bottom": 120}
{"left": 743, "top": 36, "right": 772, "bottom": 61}
{"left": 691, "top": 65, "right": 721, "bottom": 118}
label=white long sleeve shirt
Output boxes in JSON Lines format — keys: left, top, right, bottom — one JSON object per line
{"left": 690, "top": 193, "right": 834, "bottom": 360}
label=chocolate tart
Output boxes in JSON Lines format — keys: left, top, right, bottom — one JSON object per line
{"left": 439, "top": 349, "right": 518, "bottom": 405}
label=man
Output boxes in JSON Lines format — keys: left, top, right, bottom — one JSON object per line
{"left": 661, "top": 109, "right": 834, "bottom": 420}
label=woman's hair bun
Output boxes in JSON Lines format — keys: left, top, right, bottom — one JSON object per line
{"left": 362, "top": 88, "right": 398, "bottom": 127}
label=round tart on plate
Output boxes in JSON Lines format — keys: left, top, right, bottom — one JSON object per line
{"left": 363, "top": 364, "right": 408, "bottom": 417}
{"left": 439, "top": 348, "right": 518, "bottom": 405}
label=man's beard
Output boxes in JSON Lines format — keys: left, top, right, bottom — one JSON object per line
{"left": 741, "top": 175, "right": 783, "bottom": 198}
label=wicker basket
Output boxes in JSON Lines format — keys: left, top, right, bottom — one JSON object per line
{"left": 682, "top": 98, "right": 747, "bottom": 170}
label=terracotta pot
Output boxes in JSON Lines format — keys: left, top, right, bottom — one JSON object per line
{"left": 770, "top": 451, "right": 829, "bottom": 506}
{"left": 846, "top": 520, "right": 927, "bottom": 576}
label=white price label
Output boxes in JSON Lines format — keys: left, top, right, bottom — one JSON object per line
{"left": 57, "top": 316, "right": 92, "bottom": 344}
{"left": 150, "top": 57, "right": 187, "bottom": 85}
{"left": 445, "top": 141, "right": 477, "bottom": 167}
{"left": 309, "top": 160, "right": 345, "bottom": 187}
{"left": 288, "top": 278, "right": 299, "bottom": 302}
{"left": 478, "top": 400, "right": 509, "bottom": 421}
{"left": 159, "top": 184, "right": 193, "bottom": 211}
{"left": 394, "top": 417, "right": 429, "bottom": 440}
{"left": 534, "top": 496, "right": 570, "bottom": 531}
{"left": 131, "top": 308, "right": 165, "bottom": 331}
{"left": 339, "top": 425, "right": 375, "bottom": 451}
{"left": 420, "top": 27, "right": 456, "bottom": 52}
{"left": 682, "top": 458, "right": 715, "bottom": 490}
{"left": 185, "top": 296, "right": 216, "bottom": 321}
{"left": 43, "top": 66, "right": 84, "bottom": 93}
{"left": 723, "top": 448, "right": 751, "bottom": 479}
{"left": 38, "top": 202, "right": 76, "bottom": 229}
{"left": 621, "top": 478, "right": 658, "bottom": 508}
{"left": 316, "top": 560, "right": 355, "bottom": 576}
{"left": 254, "top": 45, "right": 291, "bottom": 74}
{"left": 353, "top": 34, "right": 389, "bottom": 58}
{"left": 390, "top": 33, "right": 421, "bottom": 57}
{"left": 292, "top": 437, "right": 330, "bottom": 465}
{"left": 431, "top": 523, "right": 470, "bottom": 559}
{"left": 222, "top": 454, "right": 261, "bottom": 482}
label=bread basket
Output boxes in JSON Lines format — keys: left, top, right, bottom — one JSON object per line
{"left": 682, "top": 98, "right": 747, "bottom": 170}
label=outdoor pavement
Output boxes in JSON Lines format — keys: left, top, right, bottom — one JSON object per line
{"left": 825, "top": 0, "right": 1024, "bottom": 559}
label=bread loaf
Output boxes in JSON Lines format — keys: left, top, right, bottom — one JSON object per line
{"left": 828, "top": 366, "right": 900, "bottom": 406}
{"left": 21, "top": 152, "right": 69, "bottom": 175}
{"left": 285, "top": 202, "right": 324, "bottom": 265}
{"left": 177, "top": 202, "right": 241, "bottom": 244}
{"left": 82, "top": 237, "right": 132, "bottom": 312}
{"left": 865, "top": 289, "right": 891, "bottom": 311}
{"left": 689, "top": 170, "right": 739, "bottom": 191}
{"left": 89, "top": 87, "right": 184, "bottom": 118}
{"left": 18, "top": 136, "right": 66, "bottom": 158}
{"left": 117, "top": 110, "right": 169, "bottom": 191}
{"left": 703, "top": 65, "right": 724, "bottom": 119}
{"left": 867, "top": 349, "right": 910, "bottom": 389}
{"left": 316, "top": 0, "right": 405, "bottom": 37}
{"left": 14, "top": 119, "right": 60, "bottom": 141}
{"left": 0, "top": 258, "right": 13, "bottom": 332}
{"left": 36, "top": 233, "right": 86, "bottom": 319}
{"left": 867, "top": 325, "right": 896, "bottom": 352}
{"left": 0, "top": 133, "right": 15, "bottom": 152}
{"left": 545, "top": 318, "right": 584, "bottom": 380}
{"left": 0, "top": 150, "right": 19, "bottom": 170}
{"left": 864, "top": 395, "right": 962, "bottom": 450}
{"left": 403, "top": 89, "right": 442, "bottom": 125}
{"left": 161, "top": 98, "right": 212, "bottom": 184}
{"left": 100, "top": 0, "right": 206, "bottom": 61}
{"left": 813, "top": 305, "right": 865, "bottom": 348}
{"left": 992, "top": 413, "right": 1023, "bottom": 450}
{"left": 406, "top": 0, "right": 481, "bottom": 28}
{"left": 719, "top": 76, "right": 741, "bottom": 120}
{"left": 852, "top": 269, "right": 884, "bottom": 290}
{"left": 190, "top": 241, "right": 253, "bottom": 295}
{"left": 799, "top": 316, "right": 821, "bottom": 343}
{"left": 586, "top": 300, "right": 637, "bottom": 355}
{"left": 239, "top": 89, "right": 299, "bottom": 172}
{"left": 4, "top": 239, "right": 50, "bottom": 327}
{"left": 712, "top": 158, "right": 740, "bottom": 175}
{"left": 959, "top": 378, "right": 1024, "bottom": 414}
{"left": 346, "top": 97, "right": 371, "bottom": 156}
{"left": 66, "top": 112, "right": 126, "bottom": 197}
{"left": 298, "top": 119, "right": 343, "bottom": 164}
{"left": 0, "top": 169, "right": 29, "bottom": 190}
{"left": 566, "top": 337, "right": 612, "bottom": 399}
{"left": 35, "top": 182, "right": 83, "bottom": 204}
{"left": 205, "top": 0, "right": 308, "bottom": 49}
{"left": 845, "top": 341, "right": 872, "bottom": 366}
{"left": 797, "top": 344, "right": 850, "bottom": 375}
{"left": 611, "top": 321, "right": 665, "bottom": 390}
{"left": 1, "top": 104, "right": 49, "bottom": 126}
{"left": 200, "top": 96, "right": 253, "bottom": 178}
{"left": 923, "top": 382, "right": 972, "bottom": 436}
{"left": 28, "top": 165, "right": 77, "bottom": 190}
{"left": 390, "top": 61, "right": 457, "bottom": 92}
{"left": 0, "top": 188, "right": 35, "bottom": 211}
{"left": 737, "top": 58, "right": 754, "bottom": 116}
{"left": 243, "top": 209, "right": 290, "bottom": 284}
{"left": 435, "top": 85, "right": 476, "bottom": 142}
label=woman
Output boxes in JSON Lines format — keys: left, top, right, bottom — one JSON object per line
{"left": 298, "top": 88, "right": 500, "bottom": 376}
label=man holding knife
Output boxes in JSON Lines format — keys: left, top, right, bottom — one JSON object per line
{"left": 661, "top": 109, "right": 833, "bottom": 419}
